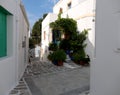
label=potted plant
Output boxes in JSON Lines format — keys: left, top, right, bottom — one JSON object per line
{"left": 80, "top": 55, "right": 90, "bottom": 66}
{"left": 48, "top": 42, "right": 58, "bottom": 51}
{"left": 72, "top": 49, "right": 90, "bottom": 66}
{"left": 48, "top": 49, "right": 66, "bottom": 66}
{"left": 59, "top": 39, "right": 70, "bottom": 54}
{"left": 47, "top": 52, "right": 53, "bottom": 61}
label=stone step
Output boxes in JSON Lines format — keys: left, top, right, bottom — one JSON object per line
{"left": 9, "top": 90, "right": 20, "bottom": 95}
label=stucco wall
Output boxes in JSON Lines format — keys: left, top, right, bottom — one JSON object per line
{"left": 0, "top": 0, "right": 29, "bottom": 95}
{"left": 41, "top": 13, "right": 58, "bottom": 61}
{"left": 91, "top": 0, "right": 120, "bottom": 95}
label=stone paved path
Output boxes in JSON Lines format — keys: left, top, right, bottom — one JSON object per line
{"left": 24, "top": 60, "right": 90, "bottom": 95}
{"left": 9, "top": 78, "right": 31, "bottom": 95}
{"left": 9, "top": 58, "right": 90, "bottom": 95}
{"left": 23, "top": 60, "right": 82, "bottom": 77}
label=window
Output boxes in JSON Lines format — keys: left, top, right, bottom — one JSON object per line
{"left": 68, "top": 2, "right": 71, "bottom": 9}
{"left": 52, "top": 30, "right": 61, "bottom": 43}
{"left": 0, "top": 9, "right": 7, "bottom": 57}
{"left": 0, "top": 6, "right": 11, "bottom": 57}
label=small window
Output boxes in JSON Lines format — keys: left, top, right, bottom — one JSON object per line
{"left": 0, "top": 8, "right": 7, "bottom": 57}
{"left": 0, "top": 6, "right": 12, "bottom": 57}
{"left": 68, "top": 2, "right": 71, "bottom": 9}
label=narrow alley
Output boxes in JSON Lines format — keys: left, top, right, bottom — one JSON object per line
{"left": 11, "top": 57, "right": 90, "bottom": 95}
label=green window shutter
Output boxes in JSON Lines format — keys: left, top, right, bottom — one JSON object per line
{"left": 0, "top": 11, "right": 7, "bottom": 57}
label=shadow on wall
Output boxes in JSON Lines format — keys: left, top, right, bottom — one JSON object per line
{"left": 85, "top": 38, "right": 95, "bottom": 62}
{"left": 41, "top": 46, "right": 49, "bottom": 61}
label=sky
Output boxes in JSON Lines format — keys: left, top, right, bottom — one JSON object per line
{"left": 22, "top": 0, "right": 59, "bottom": 28}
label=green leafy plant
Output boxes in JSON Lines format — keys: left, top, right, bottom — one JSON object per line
{"left": 47, "top": 52, "right": 53, "bottom": 61}
{"left": 53, "top": 49, "right": 66, "bottom": 61}
{"left": 49, "top": 15, "right": 90, "bottom": 64}
{"left": 32, "top": 13, "right": 48, "bottom": 45}
{"left": 50, "top": 18, "right": 77, "bottom": 40}
{"left": 72, "top": 49, "right": 86, "bottom": 63}
{"left": 29, "top": 38, "right": 35, "bottom": 49}
{"left": 48, "top": 49, "right": 66, "bottom": 61}
{"left": 48, "top": 43, "right": 58, "bottom": 51}
{"left": 70, "top": 29, "right": 88, "bottom": 52}
{"left": 59, "top": 39, "right": 70, "bottom": 51}
{"left": 72, "top": 49, "right": 90, "bottom": 66}
{"left": 47, "top": 49, "right": 66, "bottom": 66}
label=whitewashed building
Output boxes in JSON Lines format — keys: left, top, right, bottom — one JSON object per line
{"left": 91, "top": 0, "right": 120, "bottom": 95}
{"left": 0, "top": 0, "right": 29, "bottom": 95}
{"left": 41, "top": 13, "right": 58, "bottom": 60}
{"left": 41, "top": 0, "right": 95, "bottom": 61}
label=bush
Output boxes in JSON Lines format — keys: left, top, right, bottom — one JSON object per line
{"left": 47, "top": 52, "right": 53, "bottom": 61}
{"left": 70, "top": 29, "right": 88, "bottom": 52}
{"left": 48, "top": 49, "right": 66, "bottom": 61}
{"left": 48, "top": 43, "right": 58, "bottom": 51}
{"left": 72, "top": 49, "right": 86, "bottom": 63}
{"left": 29, "top": 38, "right": 35, "bottom": 49}
{"left": 59, "top": 39, "right": 70, "bottom": 51}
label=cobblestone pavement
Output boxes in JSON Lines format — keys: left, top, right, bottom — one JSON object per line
{"left": 24, "top": 59, "right": 90, "bottom": 95}
{"left": 9, "top": 78, "right": 31, "bottom": 95}
{"left": 9, "top": 58, "right": 90, "bottom": 95}
{"left": 23, "top": 60, "right": 82, "bottom": 78}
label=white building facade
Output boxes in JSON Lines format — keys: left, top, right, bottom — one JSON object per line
{"left": 0, "top": 0, "right": 29, "bottom": 95}
{"left": 41, "top": 13, "right": 58, "bottom": 60}
{"left": 41, "top": 0, "right": 95, "bottom": 61}
{"left": 91, "top": 0, "right": 120, "bottom": 95}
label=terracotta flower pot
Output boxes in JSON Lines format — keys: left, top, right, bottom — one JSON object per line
{"left": 80, "top": 61, "right": 85, "bottom": 66}
{"left": 57, "top": 60, "right": 63, "bottom": 66}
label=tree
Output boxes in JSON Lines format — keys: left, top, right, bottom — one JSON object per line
{"left": 29, "top": 38, "right": 35, "bottom": 49}
{"left": 31, "top": 13, "right": 48, "bottom": 45}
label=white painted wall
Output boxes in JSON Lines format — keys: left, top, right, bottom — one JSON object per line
{"left": 0, "top": 0, "right": 29, "bottom": 95}
{"left": 91, "top": 0, "right": 120, "bottom": 95}
{"left": 41, "top": 13, "right": 58, "bottom": 61}
{"left": 35, "top": 45, "right": 40, "bottom": 57}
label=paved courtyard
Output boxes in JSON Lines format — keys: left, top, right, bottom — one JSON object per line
{"left": 9, "top": 58, "right": 90, "bottom": 95}
{"left": 23, "top": 59, "right": 90, "bottom": 95}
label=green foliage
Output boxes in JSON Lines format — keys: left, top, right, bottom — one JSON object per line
{"left": 31, "top": 13, "right": 48, "bottom": 45}
{"left": 48, "top": 49, "right": 66, "bottom": 61}
{"left": 70, "top": 29, "right": 88, "bottom": 52}
{"left": 29, "top": 38, "right": 35, "bottom": 49}
{"left": 50, "top": 18, "right": 77, "bottom": 38}
{"left": 72, "top": 49, "right": 86, "bottom": 62}
{"left": 59, "top": 39, "right": 70, "bottom": 50}
{"left": 32, "top": 19, "right": 42, "bottom": 45}
{"left": 43, "top": 13, "right": 48, "bottom": 19}
{"left": 49, "top": 16, "right": 90, "bottom": 63}
{"left": 48, "top": 43, "right": 58, "bottom": 51}
{"left": 47, "top": 52, "right": 53, "bottom": 61}
{"left": 69, "top": 29, "right": 90, "bottom": 63}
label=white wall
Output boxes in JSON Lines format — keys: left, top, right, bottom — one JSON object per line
{"left": 91, "top": 0, "right": 120, "bottom": 95}
{"left": 0, "top": 0, "right": 29, "bottom": 95}
{"left": 35, "top": 45, "right": 40, "bottom": 57}
{"left": 41, "top": 13, "right": 58, "bottom": 61}
{"left": 54, "top": 0, "right": 94, "bottom": 18}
